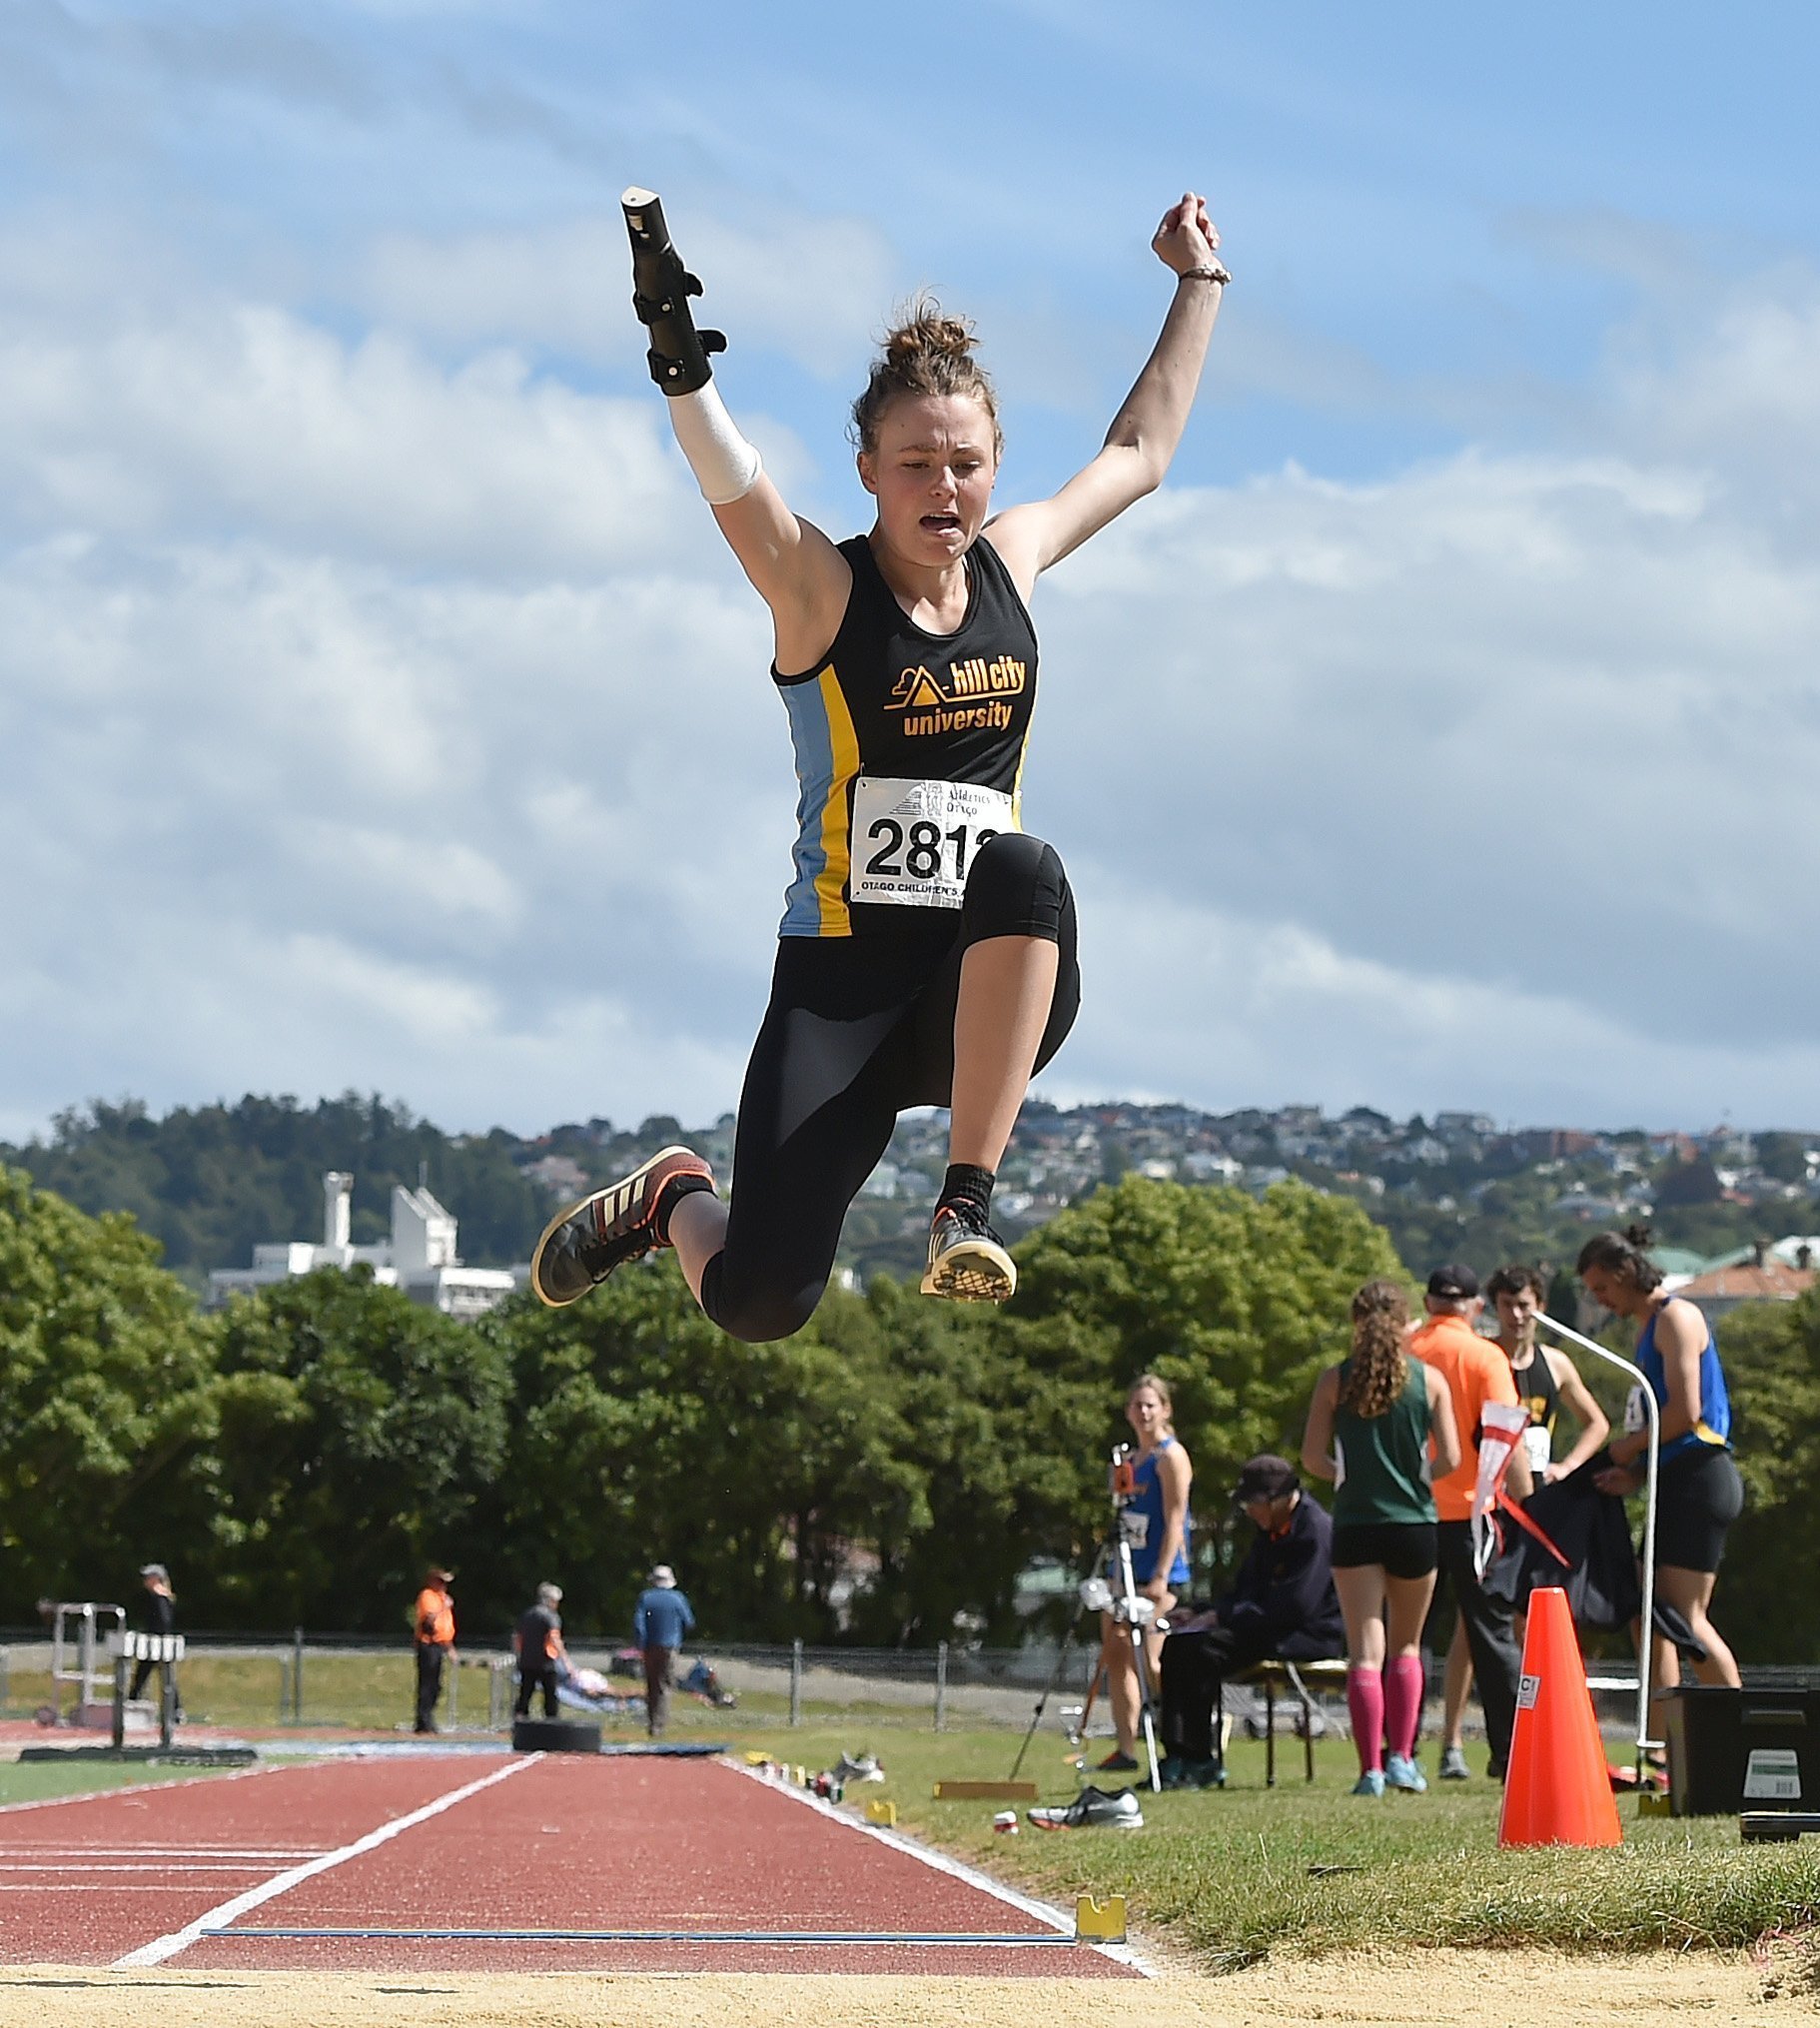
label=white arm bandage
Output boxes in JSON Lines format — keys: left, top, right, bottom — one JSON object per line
{"left": 667, "top": 383, "right": 762, "bottom": 506}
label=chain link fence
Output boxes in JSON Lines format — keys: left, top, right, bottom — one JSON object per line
{"left": 0, "top": 1627, "right": 1107, "bottom": 1737}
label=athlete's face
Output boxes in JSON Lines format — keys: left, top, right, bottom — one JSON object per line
{"left": 858, "top": 395, "right": 998, "bottom": 565}
{"left": 1495, "top": 1285, "right": 1540, "bottom": 1344}
{"left": 1125, "top": 1386, "right": 1168, "bottom": 1445}
{"left": 1580, "top": 1261, "right": 1634, "bottom": 1317}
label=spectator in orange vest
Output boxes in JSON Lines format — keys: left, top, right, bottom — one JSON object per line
{"left": 413, "top": 1566, "right": 457, "bottom": 1734}
{"left": 1409, "top": 1264, "right": 1533, "bottom": 1778}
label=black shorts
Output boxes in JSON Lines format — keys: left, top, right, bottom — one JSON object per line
{"left": 698, "top": 831, "right": 1080, "bottom": 1343}
{"left": 1330, "top": 1521, "right": 1438, "bottom": 1581}
{"left": 1652, "top": 1446, "right": 1743, "bottom": 1574}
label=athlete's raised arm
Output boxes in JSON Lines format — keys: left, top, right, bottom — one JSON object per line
{"left": 622, "top": 188, "right": 850, "bottom": 670}
{"left": 988, "top": 194, "right": 1227, "bottom": 593}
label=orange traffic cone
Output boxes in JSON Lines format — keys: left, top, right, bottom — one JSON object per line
{"left": 1497, "top": 1585, "right": 1622, "bottom": 1848}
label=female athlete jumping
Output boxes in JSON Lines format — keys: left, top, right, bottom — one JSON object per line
{"left": 531, "top": 189, "right": 1228, "bottom": 1340}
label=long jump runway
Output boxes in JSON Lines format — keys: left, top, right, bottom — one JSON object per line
{"left": 0, "top": 1753, "right": 1138, "bottom": 1980}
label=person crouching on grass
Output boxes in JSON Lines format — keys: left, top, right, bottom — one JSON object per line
{"left": 1302, "top": 1280, "right": 1459, "bottom": 1796}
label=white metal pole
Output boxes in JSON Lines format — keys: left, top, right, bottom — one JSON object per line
{"left": 1115, "top": 1537, "right": 1163, "bottom": 1792}
{"left": 1533, "top": 1312, "right": 1661, "bottom": 1759}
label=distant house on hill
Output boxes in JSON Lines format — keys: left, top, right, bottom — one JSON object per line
{"left": 208, "top": 1171, "right": 525, "bottom": 1320}
{"left": 1674, "top": 1239, "right": 1816, "bottom": 1323}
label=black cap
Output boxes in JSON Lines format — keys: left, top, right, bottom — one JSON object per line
{"left": 1427, "top": 1263, "right": 1479, "bottom": 1299}
{"left": 1234, "top": 1455, "right": 1300, "bottom": 1504}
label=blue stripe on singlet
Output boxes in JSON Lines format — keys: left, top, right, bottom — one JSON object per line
{"left": 778, "top": 668, "right": 852, "bottom": 937}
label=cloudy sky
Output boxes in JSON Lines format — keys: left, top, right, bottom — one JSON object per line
{"left": 3, "top": 0, "right": 1818, "bottom": 1144}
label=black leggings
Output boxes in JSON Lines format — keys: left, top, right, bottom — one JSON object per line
{"left": 699, "top": 832, "right": 1080, "bottom": 1342}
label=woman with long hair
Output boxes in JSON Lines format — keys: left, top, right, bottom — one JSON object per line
{"left": 1578, "top": 1227, "right": 1743, "bottom": 1754}
{"left": 1096, "top": 1373, "right": 1193, "bottom": 1773}
{"left": 531, "top": 189, "right": 1227, "bottom": 1338}
{"left": 1303, "top": 1280, "right": 1459, "bottom": 1796}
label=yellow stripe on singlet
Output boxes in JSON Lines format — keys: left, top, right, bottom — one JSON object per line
{"left": 813, "top": 666, "right": 860, "bottom": 936}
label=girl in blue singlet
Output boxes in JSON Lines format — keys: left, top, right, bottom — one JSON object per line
{"left": 1096, "top": 1374, "right": 1193, "bottom": 1772}
{"left": 1579, "top": 1227, "right": 1743, "bottom": 1742}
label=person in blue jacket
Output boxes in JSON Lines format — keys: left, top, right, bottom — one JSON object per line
{"left": 634, "top": 1564, "right": 696, "bottom": 1738}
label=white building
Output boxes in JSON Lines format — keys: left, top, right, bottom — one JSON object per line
{"left": 208, "top": 1172, "right": 525, "bottom": 1321}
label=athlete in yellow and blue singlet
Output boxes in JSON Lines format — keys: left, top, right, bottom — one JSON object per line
{"left": 531, "top": 188, "right": 1229, "bottom": 1343}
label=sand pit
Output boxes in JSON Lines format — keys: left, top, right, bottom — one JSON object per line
{"left": 1, "top": 1948, "right": 1812, "bottom": 2028}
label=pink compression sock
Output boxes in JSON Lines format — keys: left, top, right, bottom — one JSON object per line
{"left": 1384, "top": 1654, "right": 1424, "bottom": 1761}
{"left": 1348, "top": 1666, "right": 1384, "bottom": 1775}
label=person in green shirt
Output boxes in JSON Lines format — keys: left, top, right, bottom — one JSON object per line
{"left": 1303, "top": 1279, "right": 1459, "bottom": 1797}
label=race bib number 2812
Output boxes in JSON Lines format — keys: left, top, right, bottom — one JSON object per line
{"left": 849, "top": 776, "right": 1016, "bottom": 910}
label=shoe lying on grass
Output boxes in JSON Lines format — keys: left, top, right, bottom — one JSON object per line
{"left": 1437, "top": 1744, "right": 1470, "bottom": 1780}
{"left": 1384, "top": 1752, "right": 1427, "bottom": 1793}
{"left": 833, "top": 1750, "right": 885, "bottom": 1783}
{"left": 1027, "top": 1784, "right": 1145, "bottom": 1831}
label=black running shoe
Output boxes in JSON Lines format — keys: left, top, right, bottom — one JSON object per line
{"left": 530, "top": 1146, "right": 714, "bottom": 1308}
{"left": 920, "top": 1200, "right": 1016, "bottom": 1303}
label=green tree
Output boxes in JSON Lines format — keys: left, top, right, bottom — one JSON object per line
{"left": 0, "top": 1167, "right": 217, "bottom": 1616}
{"left": 993, "top": 1177, "right": 1406, "bottom": 1587}
{"left": 202, "top": 1269, "right": 512, "bottom": 1629}
{"left": 1707, "top": 1292, "right": 1820, "bottom": 1663}
{"left": 459, "top": 1265, "right": 925, "bottom": 1645}
{"left": 1755, "top": 1132, "right": 1816, "bottom": 1186}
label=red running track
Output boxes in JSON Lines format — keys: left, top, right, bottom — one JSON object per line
{"left": 0, "top": 1754, "right": 1136, "bottom": 1978}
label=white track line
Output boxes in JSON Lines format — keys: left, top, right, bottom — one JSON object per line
{"left": 1, "top": 1863, "right": 296, "bottom": 1873}
{"left": 113, "top": 1752, "right": 539, "bottom": 1967}
{"left": 1, "top": 1885, "right": 220, "bottom": 1894}
{"left": 720, "top": 1761, "right": 1151, "bottom": 1976}
{"left": 2, "top": 1848, "right": 327, "bottom": 1859}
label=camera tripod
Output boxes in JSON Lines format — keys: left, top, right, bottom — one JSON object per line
{"left": 1010, "top": 1449, "right": 1164, "bottom": 1791}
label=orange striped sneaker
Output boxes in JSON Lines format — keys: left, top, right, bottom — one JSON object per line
{"left": 530, "top": 1147, "right": 714, "bottom": 1308}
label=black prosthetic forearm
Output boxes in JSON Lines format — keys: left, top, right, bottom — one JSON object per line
{"left": 621, "top": 186, "right": 727, "bottom": 397}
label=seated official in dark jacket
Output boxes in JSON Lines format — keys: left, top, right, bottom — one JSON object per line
{"left": 1157, "top": 1456, "right": 1344, "bottom": 1788}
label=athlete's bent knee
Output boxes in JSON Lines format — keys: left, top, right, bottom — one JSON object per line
{"left": 697, "top": 1255, "right": 822, "bottom": 1344}
{"left": 961, "top": 830, "right": 1069, "bottom": 945}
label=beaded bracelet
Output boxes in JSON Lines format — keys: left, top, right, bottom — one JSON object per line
{"left": 1180, "top": 262, "right": 1233, "bottom": 286}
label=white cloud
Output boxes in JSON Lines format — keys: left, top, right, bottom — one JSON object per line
{"left": 1044, "top": 878, "right": 1820, "bottom": 1129}
{"left": 0, "top": 301, "right": 707, "bottom": 574}
{"left": 1023, "top": 289, "right": 1820, "bottom": 1103}
{"left": 3, "top": 209, "right": 1819, "bottom": 1145}
{"left": 360, "top": 210, "right": 899, "bottom": 380}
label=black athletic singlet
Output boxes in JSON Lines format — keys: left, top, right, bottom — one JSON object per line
{"left": 774, "top": 534, "right": 1039, "bottom": 936}
{"left": 1510, "top": 1347, "right": 1561, "bottom": 1443}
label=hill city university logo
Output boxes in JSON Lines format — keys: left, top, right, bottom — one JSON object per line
{"left": 887, "top": 656, "right": 1028, "bottom": 737}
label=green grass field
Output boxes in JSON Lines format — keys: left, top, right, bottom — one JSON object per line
{"left": 733, "top": 1722, "right": 1820, "bottom": 1967}
{"left": 0, "top": 1759, "right": 249, "bottom": 1807}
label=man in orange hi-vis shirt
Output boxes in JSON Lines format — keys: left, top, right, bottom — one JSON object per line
{"left": 1409, "top": 1266, "right": 1532, "bottom": 1780}
{"left": 413, "top": 1567, "right": 457, "bottom": 1734}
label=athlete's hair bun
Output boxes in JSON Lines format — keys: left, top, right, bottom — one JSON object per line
{"left": 884, "top": 304, "right": 978, "bottom": 367}
{"left": 851, "top": 292, "right": 1003, "bottom": 459}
